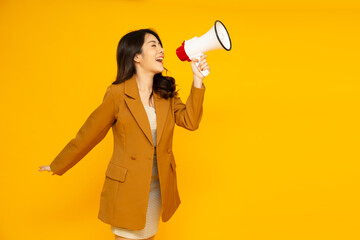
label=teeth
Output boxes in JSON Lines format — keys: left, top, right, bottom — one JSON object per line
{"left": 156, "top": 57, "right": 164, "bottom": 62}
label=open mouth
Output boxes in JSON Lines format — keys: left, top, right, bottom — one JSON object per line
{"left": 156, "top": 57, "right": 164, "bottom": 64}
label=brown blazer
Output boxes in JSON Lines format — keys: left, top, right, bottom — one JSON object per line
{"left": 50, "top": 74, "right": 206, "bottom": 230}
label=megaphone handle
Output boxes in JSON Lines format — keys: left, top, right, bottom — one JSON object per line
{"left": 194, "top": 55, "right": 210, "bottom": 77}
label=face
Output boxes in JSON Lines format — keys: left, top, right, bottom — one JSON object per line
{"left": 134, "top": 33, "right": 165, "bottom": 75}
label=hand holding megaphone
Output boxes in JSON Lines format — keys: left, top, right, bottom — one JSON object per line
{"left": 190, "top": 54, "right": 210, "bottom": 80}
{"left": 176, "top": 20, "right": 232, "bottom": 77}
{"left": 191, "top": 53, "right": 210, "bottom": 77}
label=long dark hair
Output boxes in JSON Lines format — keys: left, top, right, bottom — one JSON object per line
{"left": 112, "top": 28, "right": 178, "bottom": 100}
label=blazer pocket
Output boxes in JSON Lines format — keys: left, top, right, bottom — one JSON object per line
{"left": 105, "top": 162, "right": 128, "bottom": 182}
{"left": 170, "top": 157, "right": 176, "bottom": 171}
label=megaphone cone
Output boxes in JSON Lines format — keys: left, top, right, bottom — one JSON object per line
{"left": 176, "top": 20, "right": 232, "bottom": 77}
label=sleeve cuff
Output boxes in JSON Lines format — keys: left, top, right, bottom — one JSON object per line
{"left": 192, "top": 82, "right": 206, "bottom": 92}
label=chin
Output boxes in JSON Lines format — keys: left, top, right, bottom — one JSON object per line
{"left": 156, "top": 68, "right": 164, "bottom": 74}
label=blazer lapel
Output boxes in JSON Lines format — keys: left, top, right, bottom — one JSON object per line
{"left": 124, "top": 74, "right": 170, "bottom": 147}
{"left": 154, "top": 88, "right": 170, "bottom": 146}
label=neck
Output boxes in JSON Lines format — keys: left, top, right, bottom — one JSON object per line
{"left": 135, "top": 70, "right": 154, "bottom": 93}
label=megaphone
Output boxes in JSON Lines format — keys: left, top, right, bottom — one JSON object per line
{"left": 176, "top": 20, "right": 232, "bottom": 77}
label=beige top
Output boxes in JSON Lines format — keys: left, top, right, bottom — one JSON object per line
{"left": 144, "top": 105, "right": 157, "bottom": 147}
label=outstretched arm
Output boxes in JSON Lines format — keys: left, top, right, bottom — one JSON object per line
{"left": 50, "top": 85, "right": 116, "bottom": 176}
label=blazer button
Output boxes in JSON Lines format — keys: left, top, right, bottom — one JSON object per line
{"left": 167, "top": 148, "right": 172, "bottom": 153}
{"left": 131, "top": 156, "right": 136, "bottom": 160}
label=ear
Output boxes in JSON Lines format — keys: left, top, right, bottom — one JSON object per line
{"left": 134, "top": 53, "right": 141, "bottom": 63}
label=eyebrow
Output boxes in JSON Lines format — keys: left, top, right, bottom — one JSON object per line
{"left": 147, "top": 40, "right": 160, "bottom": 44}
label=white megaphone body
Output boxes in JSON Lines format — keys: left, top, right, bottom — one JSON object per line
{"left": 176, "top": 20, "right": 232, "bottom": 77}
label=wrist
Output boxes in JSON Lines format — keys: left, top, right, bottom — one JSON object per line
{"left": 193, "top": 79, "right": 204, "bottom": 89}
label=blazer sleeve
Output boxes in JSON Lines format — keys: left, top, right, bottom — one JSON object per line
{"left": 173, "top": 82, "right": 206, "bottom": 131}
{"left": 50, "top": 85, "right": 116, "bottom": 176}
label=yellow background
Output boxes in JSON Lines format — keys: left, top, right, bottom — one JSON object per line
{"left": 1, "top": 0, "right": 359, "bottom": 239}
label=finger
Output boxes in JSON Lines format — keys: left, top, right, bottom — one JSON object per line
{"left": 201, "top": 64, "right": 209, "bottom": 71}
{"left": 200, "top": 61, "right": 208, "bottom": 67}
{"left": 200, "top": 62, "right": 208, "bottom": 70}
{"left": 200, "top": 59, "right": 207, "bottom": 66}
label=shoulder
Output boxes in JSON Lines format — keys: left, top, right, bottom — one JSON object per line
{"left": 106, "top": 82, "right": 124, "bottom": 100}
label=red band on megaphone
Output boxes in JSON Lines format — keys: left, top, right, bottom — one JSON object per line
{"left": 176, "top": 41, "right": 191, "bottom": 62}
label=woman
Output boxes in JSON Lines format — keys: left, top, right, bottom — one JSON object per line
{"left": 39, "top": 28, "right": 209, "bottom": 240}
